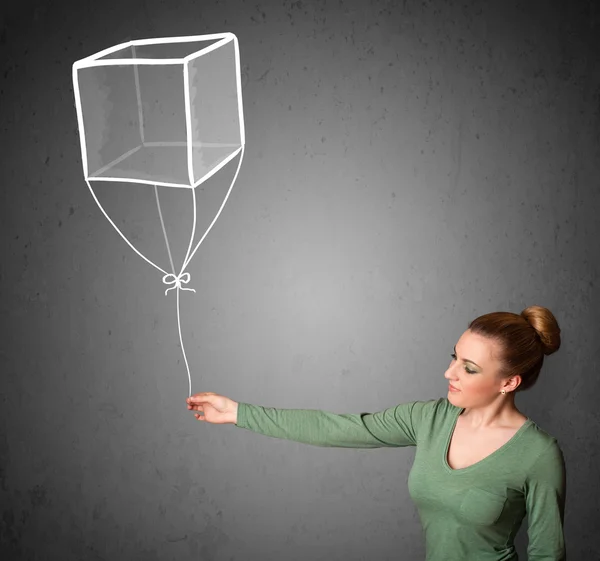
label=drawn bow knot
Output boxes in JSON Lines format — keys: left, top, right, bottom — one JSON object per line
{"left": 162, "top": 272, "right": 196, "bottom": 295}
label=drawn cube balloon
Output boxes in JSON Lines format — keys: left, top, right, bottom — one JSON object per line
{"left": 72, "top": 33, "right": 245, "bottom": 188}
{"left": 72, "top": 34, "right": 246, "bottom": 399}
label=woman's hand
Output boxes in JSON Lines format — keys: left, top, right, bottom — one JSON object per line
{"left": 186, "top": 392, "right": 239, "bottom": 425}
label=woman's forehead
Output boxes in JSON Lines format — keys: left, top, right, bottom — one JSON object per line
{"left": 457, "top": 331, "right": 502, "bottom": 363}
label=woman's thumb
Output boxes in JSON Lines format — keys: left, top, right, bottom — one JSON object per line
{"left": 189, "top": 392, "right": 215, "bottom": 404}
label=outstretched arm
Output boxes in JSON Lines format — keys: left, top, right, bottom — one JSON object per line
{"left": 234, "top": 399, "right": 432, "bottom": 448}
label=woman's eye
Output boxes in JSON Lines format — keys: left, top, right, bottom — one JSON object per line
{"left": 450, "top": 353, "right": 475, "bottom": 374}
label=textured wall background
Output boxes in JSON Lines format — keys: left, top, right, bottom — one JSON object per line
{"left": 1, "top": 0, "right": 599, "bottom": 559}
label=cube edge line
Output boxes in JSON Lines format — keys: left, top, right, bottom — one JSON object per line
{"left": 72, "top": 33, "right": 237, "bottom": 68}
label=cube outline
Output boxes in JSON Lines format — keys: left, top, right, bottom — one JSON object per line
{"left": 72, "top": 33, "right": 245, "bottom": 189}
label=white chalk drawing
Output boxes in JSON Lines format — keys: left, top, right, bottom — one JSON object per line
{"left": 72, "top": 34, "right": 246, "bottom": 396}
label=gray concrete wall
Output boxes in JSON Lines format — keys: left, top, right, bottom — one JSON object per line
{"left": 1, "top": 0, "right": 599, "bottom": 559}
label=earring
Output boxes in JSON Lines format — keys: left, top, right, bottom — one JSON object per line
{"left": 501, "top": 389, "right": 506, "bottom": 395}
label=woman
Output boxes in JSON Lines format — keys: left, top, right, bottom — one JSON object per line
{"left": 186, "top": 305, "right": 566, "bottom": 560}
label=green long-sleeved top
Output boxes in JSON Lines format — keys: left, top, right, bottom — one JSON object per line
{"left": 235, "top": 397, "right": 566, "bottom": 561}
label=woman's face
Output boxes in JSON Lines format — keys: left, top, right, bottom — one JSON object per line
{"left": 444, "top": 330, "right": 514, "bottom": 405}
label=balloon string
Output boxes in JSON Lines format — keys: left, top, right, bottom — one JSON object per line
{"left": 155, "top": 201, "right": 196, "bottom": 398}
{"left": 177, "top": 285, "right": 193, "bottom": 398}
{"left": 85, "top": 179, "right": 169, "bottom": 277}
{"left": 150, "top": 184, "right": 194, "bottom": 397}
{"left": 87, "top": 147, "right": 245, "bottom": 399}
{"left": 154, "top": 185, "right": 176, "bottom": 275}
{"left": 181, "top": 144, "right": 245, "bottom": 273}
{"left": 159, "top": 145, "right": 245, "bottom": 398}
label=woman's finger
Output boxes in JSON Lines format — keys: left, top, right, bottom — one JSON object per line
{"left": 189, "top": 392, "right": 215, "bottom": 402}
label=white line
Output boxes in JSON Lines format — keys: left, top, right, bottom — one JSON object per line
{"left": 132, "top": 45, "right": 145, "bottom": 144}
{"left": 76, "top": 59, "right": 184, "bottom": 68}
{"left": 191, "top": 146, "right": 243, "bottom": 188}
{"left": 131, "top": 33, "right": 232, "bottom": 46}
{"left": 183, "top": 63, "right": 194, "bottom": 186}
{"left": 183, "top": 36, "right": 232, "bottom": 63}
{"left": 74, "top": 40, "right": 133, "bottom": 66}
{"left": 232, "top": 35, "right": 246, "bottom": 145}
{"left": 182, "top": 143, "right": 245, "bottom": 272}
{"left": 88, "top": 145, "right": 141, "bottom": 178}
{"left": 155, "top": 185, "right": 175, "bottom": 274}
{"left": 72, "top": 66, "right": 90, "bottom": 178}
{"left": 175, "top": 287, "right": 192, "bottom": 398}
{"left": 143, "top": 141, "right": 240, "bottom": 148}
{"left": 87, "top": 177, "right": 194, "bottom": 189}
{"left": 85, "top": 179, "right": 168, "bottom": 276}
{"left": 181, "top": 182, "right": 198, "bottom": 298}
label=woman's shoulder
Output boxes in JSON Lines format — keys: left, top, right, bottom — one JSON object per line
{"left": 398, "top": 396, "right": 457, "bottom": 421}
{"left": 509, "top": 418, "right": 566, "bottom": 479}
{"left": 521, "top": 417, "right": 564, "bottom": 453}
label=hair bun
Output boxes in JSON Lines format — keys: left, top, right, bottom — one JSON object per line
{"left": 521, "top": 305, "right": 561, "bottom": 356}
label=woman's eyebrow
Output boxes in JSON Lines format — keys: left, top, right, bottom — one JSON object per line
{"left": 454, "top": 345, "right": 481, "bottom": 368}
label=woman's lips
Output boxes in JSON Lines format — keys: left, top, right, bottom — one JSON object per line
{"left": 448, "top": 384, "right": 460, "bottom": 392}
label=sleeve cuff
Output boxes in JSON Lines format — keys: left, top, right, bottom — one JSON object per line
{"left": 235, "top": 402, "right": 247, "bottom": 427}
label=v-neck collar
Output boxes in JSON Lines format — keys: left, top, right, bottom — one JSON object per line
{"left": 443, "top": 405, "right": 532, "bottom": 474}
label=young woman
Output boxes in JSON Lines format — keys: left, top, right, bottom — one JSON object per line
{"left": 186, "top": 305, "right": 566, "bottom": 560}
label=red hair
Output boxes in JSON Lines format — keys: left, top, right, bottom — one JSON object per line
{"left": 467, "top": 306, "right": 561, "bottom": 392}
